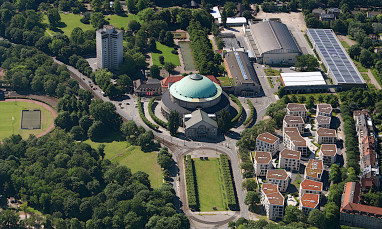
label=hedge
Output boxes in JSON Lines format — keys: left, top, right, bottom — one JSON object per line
{"left": 137, "top": 97, "right": 159, "bottom": 130}
{"left": 229, "top": 94, "right": 243, "bottom": 124}
{"left": 184, "top": 155, "right": 199, "bottom": 210}
{"left": 243, "top": 99, "right": 255, "bottom": 127}
{"left": 148, "top": 97, "right": 168, "bottom": 128}
{"left": 219, "top": 154, "right": 237, "bottom": 210}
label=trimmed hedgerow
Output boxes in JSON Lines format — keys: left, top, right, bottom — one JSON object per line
{"left": 243, "top": 99, "right": 255, "bottom": 127}
{"left": 148, "top": 97, "right": 168, "bottom": 128}
{"left": 229, "top": 94, "right": 243, "bottom": 124}
{"left": 184, "top": 155, "right": 199, "bottom": 210}
{"left": 219, "top": 154, "right": 237, "bottom": 210}
{"left": 137, "top": 97, "right": 159, "bottom": 130}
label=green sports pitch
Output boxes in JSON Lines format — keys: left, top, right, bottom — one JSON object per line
{"left": 0, "top": 101, "right": 54, "bottom": 140}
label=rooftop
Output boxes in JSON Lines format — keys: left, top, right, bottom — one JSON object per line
{"left": 211, "top": 6, "right": 221, "bottom": 19}
{"left": 317, "top": 103, "right": 333, "bottom": 115}
{"left": 320, "top": 144, "right": 337, "bottom": 156}
{"left": 280, "top": 72, "right": 326, "bottom": 87}
{"left": 316, "top": 115, "right": 331, "bottom": 125}
{"left": 161, "top": 75, "right": 219, "bottom": 88}
{"left": 300, "top": 179, "right": 323, "bottom": 191}
{"left": 284, "top": 127, "right": 306, "bottom": 146}
{"left": 266, "top": 169, "right": 288, "bottom": 180}
{"left": 257, "top": 132, "right": 279, "bottom": 144}
{"left": 341, "top": 202, "right": 382, "bottom": 216}
{"left": 266, "top": 192, "right": 285, "bottom": 206}
{"left": 284, "top": 115, "right": 304, "bottom": 124}
{"left": 262, "top": 183, "right": 279, "bottom": 195}
{"left": 224, "top": 51, "right": 260, "bottom": 86}
{"left": 254, "top": 151, "right": 272, "bottom": 164}
{"left": 300, "top": 193, "right": 320, "bottom": 209}
{"left": 342, "top": 182, "right": 361, "bottom": 209}
{"left": 317, "top": 127, "right": 337, "bottom": 137}
{"left": 185, "top": 109, "right": 218, "bottom": 129}
{"left": 280, "top": 149, "right": 301, "bottom": 160}
{"left": 305, "top": 159, "right": 323, "bottom": 179}
{"left": 286, "top": 103, "right": 307, "bottom": 112}
{"left": 218, "top": 17, "right": 247, "bottom": 24}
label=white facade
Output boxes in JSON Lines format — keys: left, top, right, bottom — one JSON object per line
{"left": 283, "top": 127, "right": 308, "bottom": 157}
{"left": 283, "top": 115, "right": 305, "bottom": 133}
{"left": 279, "top": 149, "right": 301, "bottom": 171}
{"left": 261, "top": 184, "right": 285, "bottom": 220}
{"left": 256, "top": 132, "right": 280, "bottom": 156}
{"left": 253, "top": 151, "right": 272, "bottom": 177}
{"left": 266, "top": 170, "right": 290, "bottom": 192}
{"left": 96, "top": 25, "right": 123, "bottom": 70}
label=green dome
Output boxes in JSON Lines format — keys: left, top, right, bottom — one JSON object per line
{"left": 170, "top": 74, "right": 220, "bottom": 100}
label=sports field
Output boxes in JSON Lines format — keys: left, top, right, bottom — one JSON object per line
{"left": 194, "top": 158, "right": 226, "bottom": 211}
{"left": 84, "top": 138, "right": 163, "bottom": 188}
{"left": 0, "top": 100, "right": 55, "bottom": 140}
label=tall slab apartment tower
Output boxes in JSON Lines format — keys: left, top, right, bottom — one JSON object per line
{"left": 96, "top": 25, "right": 123, "bottom": 70}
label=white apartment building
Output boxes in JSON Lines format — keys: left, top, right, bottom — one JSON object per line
{"left": 279, "top": 149, "right": 301, "bottom": 171}
{"left": 253, "top": 151, "right": 272, "bottom": 177}
{"left": 283, "top": 115, "right": 305, "bottom": 133}
{"left": 315, "top": 115, "right": 331, "bottom": 129}
{"left": 300, "top": 193, "right": 320, "bottom": 215}
{"left": 256, "top": 132, "right": 280, "bottom": 156}
{"left": 266, "top": 169, "right": 290, "bottom": 192}
{"left": 319, "top": 144, "right": 337, "bottom": 165}
{"left": 317, "top": 103, "right": 333, "bottom": 117}
{"left": 304, "top": 159, "right": 324, "bottom": 181}
{"left": 316, "top": 127, "right": 337, "bottom": 144}
{"left": 96, "top": 25, "right": 123, "bottom": 70}
{"left": 286, "top": 103, "right": 307, "bottom": 120}
{"left": 299, "top": 179, "right": 323, "bottom": 198}
{"left": 283, "top": 127, "right": 308, "bottom": 157}
{"left": 261, "top": 183, "right": 285, "bottom": 220}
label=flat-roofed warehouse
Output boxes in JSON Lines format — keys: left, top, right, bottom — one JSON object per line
{"left": 307, "top": 29, "right": 365, "bottom": 89}
{"left": 224, "top": 51, "right": 261, "bottom": 96}
{"left": 246, "top": 20, "right": 302, "bottom": 65}
{"left": 280, "top": 72, "right": 328, "bottom": 93}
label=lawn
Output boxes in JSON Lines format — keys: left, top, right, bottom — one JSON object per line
{"left": 151, "top": 42, "right": 181, "bottom": 67}
{"left": 264, "top": 68, "right": 281, "bottom": 76}
{"left": 194, "top": 158, "right": 226, "bottom": 211}
{"left": 0, "top": 101, "right": 54, "bottom": 140}
{"left": 43, "top": 13, "right": 93, "bottom": 36}
{"left": 354, "top": 61, "right": 367, "bottom": 72}
{"left": 217, "top": 77, "right": 235, "bottom": 86}
{"left": 361, "top": 73, "right": 371, "bottom": 83}
{"left": 84, "top": 137, "right": 163, "bottom": 188}
{"left": 106, "top": 14, "right": 142, "bottom": 29}
{"left": 340, "top": 40, "right": 350, "bottom": 49}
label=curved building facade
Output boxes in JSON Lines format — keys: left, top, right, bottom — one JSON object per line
{"left": 161, "top": 74, "right": 229, "bottom": 118}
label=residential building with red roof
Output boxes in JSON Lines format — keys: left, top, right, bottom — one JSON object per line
{"left": 304, "top": 159, "right": 323, "bottom": 181}
{"left": 315, "top": 115, "right": 331, "bottom": 129}
{"left": 286, "top": 103, "right": 307, "bottom": 120}
{"left": 283, "top": 115, "right": 305, "bottom": 133}
{"left": 319, "top": 144, "right": 337, "bottom": 165}
{"left": 261, "top": 184, "right": 285, "bottom": 220}
{"left": 316, "top": 103, "right": 332, "bottom": 117}
{"left": 256, "top": 132, "right": 280, "bottom": 156}
{"left": 253, "top": 151, "right": 272, "bottom": 177}
{"left": 299, "top": 179, "right": 323, "bottom": 198}
{"left": 283, "top": 127, "right": 308, "bottom": 157}
{"left": 315, "top": 127, "right": 337, "bottom": 144}
{"left": 266, "top": 169, "right": 290, "bottom": 192}
{"left": 299, "top": 193, "right": 320, "bottom": 215}
{"left": 278, "top": 149, "right": 301, "bottom": 171}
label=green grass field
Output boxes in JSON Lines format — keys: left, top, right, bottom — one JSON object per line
{"left": 43, "top": 13, "right": 94, "bottom": 36}
{"left": 217, "top": 77, "right": 235, "bottom": 86}
{"left": 84, "top": 138, "right": 162, "bottom": 188}
{"left": 194, "top": 158, "right": 226, "bottom": 211}
{"left": 106, "top": 14, "right": 142, "bottom": 29}
{"left": 0, "top": 101, "right": 54, "bottom": 140}
{"left": 151, "top": 42, "right": 180, "bottom": 67}
{"left": 264, "top": 68, "right": 281, "bottom": 76}
{"left": 340, "top": 40, "right": 350, "bottom": 49}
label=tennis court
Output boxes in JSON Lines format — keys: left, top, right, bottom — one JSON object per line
{"left": 21, "top": 110, "right": 41, "bottom": 129}
{"left": 178, "top": 41, "right": 197, "bottom": 71}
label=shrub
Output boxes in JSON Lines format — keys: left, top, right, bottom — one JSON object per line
{"left": 137, "top": 97, "right": 159, "bottom": 130}
{"left": 184, "top": 155, "right": 199, "bottom": 210}
{"left": 243, "top": 99, "right": 254, "bottom": 127}
{"left": 229, "top": 94, "right": 243, "bottom": 124}
{"left": 148, "top": 97, "right": 168, "bottom": 128}
{"left": 219, "top": 154, "right": 238, "bottom": 210}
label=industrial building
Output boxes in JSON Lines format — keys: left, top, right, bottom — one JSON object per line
{"left": 307, "top": 29, "right": 365, "bottom": 89}
{"left": 224, "top": 51, "right": 261, "bottom": 96}
{"left": 245, "top": 20, "right": 301, "bottom": 65}
{"left": 96, "top": 25, "right": 123, "bottom": 70}
{"left": 279, "top": 72, "right": 328, "bottom": 93}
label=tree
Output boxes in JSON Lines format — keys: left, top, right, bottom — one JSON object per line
{"left": 98, "top": 144, "right": 106, "bottom": 160}
{"left": 217, "top": 109, "right": 232, "bottom": 134}
{"left": 94, "top": 68, "right": 113, "bottom": 88}
{"left": 103, "top": 0, "right": 111, "bottom": 13}
{"left": 242, "top": 179, "right": 257, "bottom": 191}
{"left": 127, "top": 0, "right": 136, "bottom": 13}
{"left": 244, "top": 191, "right": 260, "bottom": 211}
{"left": 164, "top": 62, "right": 176, "bottom": 74}
{"left": 224, "top": 1, "right": 237, "bottom": 17}
{"left": 47, "top": 8, "right": 61, "bottom": 28}
{"left": 295, "top": 54, "right": 319, "bottom": 71}
{"left": 91, "top": 12, "right": 108, "bottom": 29}
{"left": 128, "top": 20, "right": 140, "bottom": 32}
{"left": 306, "top": 95, "right": 315, "bottom": 109}
{"left": 329, "top": 164, "right": 341, "bottom": 184}
{"left": 70, "top": 27, "right": 85, "bottom": 45}
{"left": 87, "top": 121, "right": 104, "bottom": 141}
{"left": 361, "top": 37, "right": 373, "bottom": 49}
{"left": 324, "top": 202, "right": 340, "bottom": 228}
{"left": 159, "top": 55, "right": 165, "bottom": 65}
{"left": 150, "top": 65, "right": 160, "bottom": 79}
{"left": 0, "top": 209, "right": 19, "bottom": 227}
{"left": 114, "top": 0, "right": 123, "bottom": 15}
{"left": 348, "top": 44, "right": 361, "bottom": 59}
{"left": 70, "top": 126, "right": 85, "bottom": 141}
{"left": 168, "top": 111, "right": 179, "bottom": 136}
{"left": 157, "top": 147, "right": 173, "bottom": 170}
{"left": 79, "top": 115, "right": 93, "bottom": 132}
{"left": 89, "top": 100, "right": 122, "bottom": 130}
{"left": 284, "top": 205, "right": 306, "bottom": 224}
{"left": 91, "top": 0, "right": 102, "bottom": 12}
{"left": 308, "top": 209, "right": 326, "bottom": 229}
{"left": 136, "top": 0, "right": 148, "bottom": 12}
{"left": 148, "top": 37, "right": 156, "bottom": 51}
{"left": 360, "top": 49, "right": 373, "bottom": 68}
{"left": 333, "top": 19, "right": 347, "bottom": 34}
{"left": 221, "top": 8, "right": 227, "bottom": 27}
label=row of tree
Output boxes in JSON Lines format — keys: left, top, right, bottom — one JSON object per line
{"left": 184, "top": 155, "right": 198, "bottom": 210}
{"left": 219, "top": 154, "right": 238, "bottom": 210}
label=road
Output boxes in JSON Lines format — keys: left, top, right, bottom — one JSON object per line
{"left": 54, "top": 59, "right": 250, "bottom": 227}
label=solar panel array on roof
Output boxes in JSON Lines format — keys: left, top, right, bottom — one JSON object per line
{"left": 234, "top": 51, "right": 249, "bottom": 80}
{"left": 307, "top": 29, "right": 365, "bottom": 85}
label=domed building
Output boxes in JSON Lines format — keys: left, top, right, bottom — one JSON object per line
{"left": 161, "top": 74, "right": 230, "bottom": 119}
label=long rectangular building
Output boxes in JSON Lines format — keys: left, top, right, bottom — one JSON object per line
{"left": 307, "top": 29, "right": 365, "bottom": 88}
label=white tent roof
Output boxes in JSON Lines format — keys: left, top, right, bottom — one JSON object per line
{"left": 218, "top": 17, "right": 247, "bottom": 24}
{"left": 280, "top": 72, "right": 326, "bottom": 87}
{"left": 211, "top": 6, "right": 221, "bottom": 19}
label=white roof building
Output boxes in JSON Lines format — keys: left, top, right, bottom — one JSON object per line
{"left": 280, "top": 72, "right": 326, "bottom": 87}
{"left": 211, "top": 6, "right": 221, "bottom": 19}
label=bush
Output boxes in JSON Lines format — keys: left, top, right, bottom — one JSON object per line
{"left": 148, "top": 97, "right": 168, "bottom": 128}
{"left": 137, "top": 97, "right": 159, "bottom": 130}
{"left": 229, "top": 94, "right": 243, "bottom": 124}
{"left": 243, "top": 99, "right": 254, "bottom": 127}
{"left": 219, "top": 154, "right": 238, "bottom": 210}
{"left": 184, "top": 155, "right": 199, "bottom": 210}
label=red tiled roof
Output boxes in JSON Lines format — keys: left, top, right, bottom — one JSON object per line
{"left": 266, "top": 169, "right": 288, "bottom": 180}
{"left": 317, "top": 127, "right": 336, "bottom": 137}
{"left": 280, "top": 149, "right": 301, "bottom": 160}
{"left": 317, "top": 103, "right": 332, "bottom": 115}
{"left": 341, "top": 202, "right": 382, "bottom": 216}
{"left": 342, "top": 182, "right": 361, "bottom": 209}
{"left": 305, "top": 159, "right": 323, "bottom": 179}
{"left": 254, "top": 151, "right": 272, "bottom": 164}
{"left": 300, "top": 179, "right": 323, "bottom": 191}
{"left": 257, "top": 132, "right": 279, "bottom": 144}
{"left": 300, "top": 193, "right": 319, "bottom": 209}
{"left": 262, "top": 183, "right": 279, "bottom": 195}
{"left": 287, "top": 103, "right": 307, "bottom": 112}
{"left": 266, "top": 192, "right": 284, "bottom": 206}
{"left": 284, "top": 115, "right": 304, "bottom": 124}
{"left": 284, "top": 127, "right": 306, "bottom": 146}
{"left": 320, "top": 144, "right": 337, "bottom": 156}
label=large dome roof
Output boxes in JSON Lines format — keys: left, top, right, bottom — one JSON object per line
{"left": 169, "top": 74, "right": 221, "bottom": 101}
